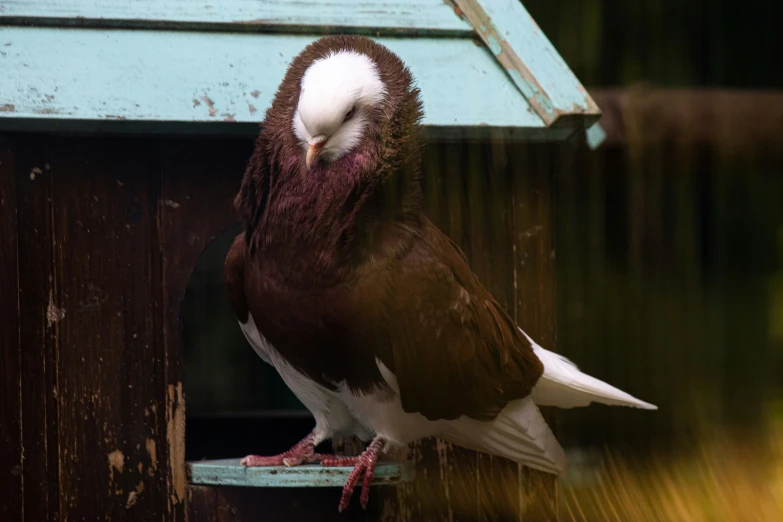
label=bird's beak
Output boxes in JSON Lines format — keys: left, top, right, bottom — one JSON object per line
{"left": 306, "top": 135, "right": 327, "bottom": 169}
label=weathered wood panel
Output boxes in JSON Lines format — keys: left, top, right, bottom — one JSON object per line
{"left": 0, "top": 0, "right": 472, "bottom": 36}
{"left": 14, "top": 137, "right": 61, "bottom": 522}
{"left": 44, "top": 138, "right": 166, "bottom": 520}
{"left": 198, "top": 485, "right": 386, "bottom": 522}
{"left": 187, "top": 486, "right": 219, "bottom": 522}
{"left": 159, "top": 138, "right": 251, "bottom": 520}
{"left": 0, "top": 139, "right": 22, "bottom": 522}
{"left": 510, "top": 144, "right": 558, "bottom": 520}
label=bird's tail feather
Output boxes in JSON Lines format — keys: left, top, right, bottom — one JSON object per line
{"left": 520, "top": 328, "right": 657, "bottom": 410}
{"left": 439, "top": 397, "right": 566, "bottom": 474}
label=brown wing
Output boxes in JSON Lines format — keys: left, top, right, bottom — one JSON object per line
{"left": 223, "top": 232, "right": 249, "bottom": 323}
{"left": 371, "top": 218, "right": 544, "bottom": 422}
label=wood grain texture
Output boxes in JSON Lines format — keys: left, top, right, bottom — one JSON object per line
{"left": 159, "top": 138, "right": 251, "bottom": 520}
{"left": 0, "top": 27, "right": 546, "bottom": 137}
{"left": 0, "top": 0, "right": 472, "bottom": 36}
{"left": 187, "top": 486, "right": 218, "bottom": 522}
{"left": 211, "top": 485, "right": 383, "bottom": 522}
{"left": 468, "top": 138, "right": 524, "bottom": 522}
{"left": 45, "top": 137, "right": 166, "bottom": 520}
{"left": 0, "top": 139, "right": 22, "bottom": 522}
{"left": 14, "top": 137, "right": 60, "bottom": 522}
{"left": 510, "top": 144, "right": 559, "bottom": 520}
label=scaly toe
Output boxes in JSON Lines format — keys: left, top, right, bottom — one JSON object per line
{"left": 338, "top": 463, "right": 366, "bottom": 512}
{"left": 322, "top": 456, "right": 361, "bottom": 467}
{"left": 241, "top": 455, "right": 287, "bottom": 467}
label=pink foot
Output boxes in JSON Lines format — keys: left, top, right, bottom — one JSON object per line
{"left": 322, "top": 437, "right": 386, "bottom": 512}
{"left": 240, "top": 431, "right": 337, "bottom": 467}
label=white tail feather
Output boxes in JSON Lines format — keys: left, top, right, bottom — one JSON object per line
{"left": 520, "top": 328, "right": 657, "bottom": 410}
{"left": 440, "top": 397, "right": 567, "bottom": 474}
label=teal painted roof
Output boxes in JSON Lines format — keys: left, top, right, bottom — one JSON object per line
{"left": 0, "top": 0, "right": 601, "bottom": 141}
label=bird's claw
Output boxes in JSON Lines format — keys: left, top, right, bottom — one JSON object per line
{"left": 240, "top": 431, "right": 337, "bottom": 467}
{"left": 326, "top": 437, "right": 386, "bottom": 512}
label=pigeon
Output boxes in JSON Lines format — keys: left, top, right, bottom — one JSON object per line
{"left": 224, "top": 34, "right": 656, "bottom": 512}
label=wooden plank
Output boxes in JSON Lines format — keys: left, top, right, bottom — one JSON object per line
{"left": 14, "top": 136, "right": 60, "bottom": 522}
{"left": 45, "top": 136, "right": 169, "bottom": 520}
{"left": 0, "top": 0, "right": 472, "bottom": 36}
{"left": 187, "top": 460, "right": 414, "bottom": 488}
{"left": 510, "top": 143, "right": 559, "bottom": 520}
{"left": 468, "top": 138, "right": 525, "bottom": 522}
{"left": 209, "top": 485, "right": 380, "bottom": 522}
{"left": 0, "top": 139, "right": 22, "bottom": 522}
{"left": 453, "top": 0, "right": 601, "bottom": 127}
{"left": 0, "top": 27, "right": 546, "bottom": 135}
{"left": 187, "top": 486, "right": 218, "bottom": 522}
{"left": 158, "top": 138, "right": 252, "bottom": 520}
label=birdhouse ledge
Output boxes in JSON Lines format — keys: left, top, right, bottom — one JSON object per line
{"left": 187, "top": 459, "right": 415, "bottom": 488}
{"left": 0, "top": 0, "right": 601, "bottom": 142}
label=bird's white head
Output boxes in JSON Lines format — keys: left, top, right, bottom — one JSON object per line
{"left": 293, "top": 50, "right": 387, "bottom": 169}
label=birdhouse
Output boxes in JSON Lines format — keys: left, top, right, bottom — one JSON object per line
{"left": 1, "top": 1, "right": 604, "bottom": 521}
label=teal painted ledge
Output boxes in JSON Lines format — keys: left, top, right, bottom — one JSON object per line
{"left": 187, "top": 459, "right": 415, "bottom": 488}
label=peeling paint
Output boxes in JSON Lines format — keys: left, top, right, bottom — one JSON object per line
{"left": 125, "top": 481, "right": 144, "bottom": 509}
{"left": 250, "top": 90, "right": 260, "bottom": 98}
{"left": 192, "top": 98, "right": 201, "bottom": 107}
{"left": 164, "top": 199, "right": 180, "bottom": 209}
{"left": 108, "top": 449, "right": 125, "bottom": 483}
{"left": 29, "top": 166, "right": 42, "bottom": 180}
{"left": 46, "top": 290, "right": 65, "bottom": 326}
{"left": 166, "top": 382, "right": 185, "bottom": 506}
{"left": 222, "top": 113, "right": 236, "bottom": 122}
{"left": 248, "top": 103, "right": 257, "bottom": 115}
{"left": 486, "top": 35, "right": 502, "bottom": 56}
{"left": 0, "top": 104, "right": 14, "bottom": 113}
{"left": 199, "top": 95, "right": 217, "bottom": 117}
{"left": 146, "top": 437, "right": 157, "bottom": 471}
{"left": 508, "top": 70, "right": 555, "bottom": 118}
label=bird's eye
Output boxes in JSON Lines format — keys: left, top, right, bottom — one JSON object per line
{"left": 343, "top": 107, "right": 355, "bottom": 122}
